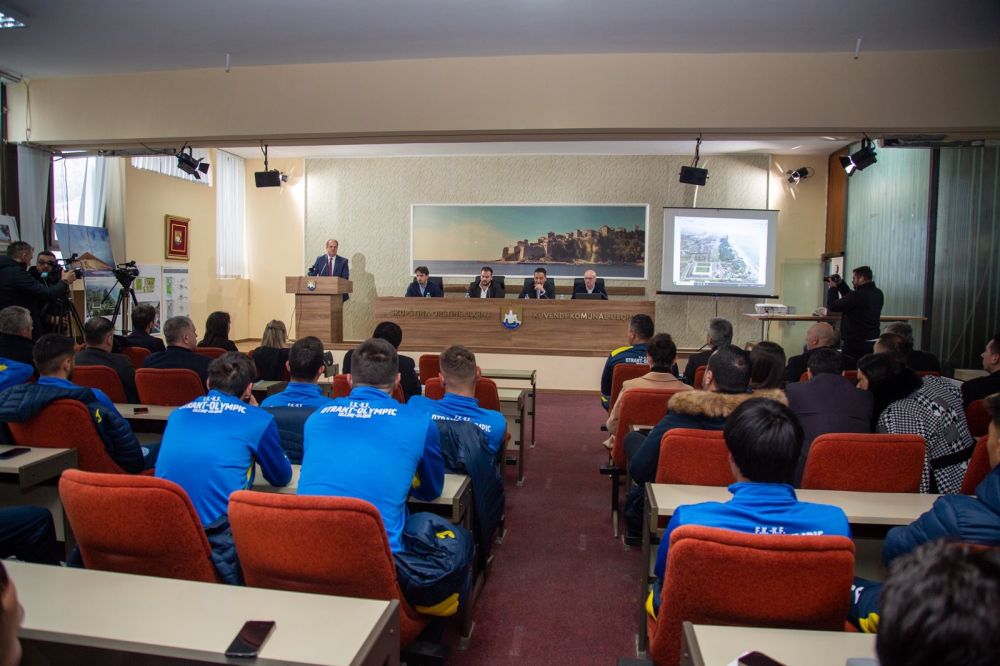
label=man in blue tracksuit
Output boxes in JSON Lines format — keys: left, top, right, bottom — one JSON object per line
{"left": 647, "top": 398, "right": 851, "bottom": 618}
{"left": 600, "top": 314, "right": 654, "bottom": 410}
{"left": 156, "top": 352, "right": 292, "bottom": 584}
{"left": 409, "top": 345, "right": 507, "bottom": 455}
{"left": 0, "top": 356, "right": 32, "bottom": 391}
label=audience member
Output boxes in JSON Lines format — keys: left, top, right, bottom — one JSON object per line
{"left": 961, "top": 332, "right": 1000, "bottom": 407}
{"left": 0, "top": 506, "right": 60, "bottom": 565}
{"left": 873, "top": 332, "right": 906, "bottom": 355}
{"left": 0, "top": 306, "right": 34, "bottom": 367}
{"left": 646, "top": 398, "right": 850, "bottom": 617}
{"left": 405, "top": 266, "right": 444, "bottom": 298}
{"left": 883, "top": 321, "right": 942, "bottom": 373}
{"left": 142, "top": 315, "right": 212, "bottom": 386}
{"left": 75, "top": 316, "right": 139, "bottom": 402}
{"left": 784, "top": 322, "right": 855, "bottom": 383}
{"left": 518, "top": 266, "right": 555, "bottom": 299}
{"left": 785, "top": 348, "right": 873, "bottom": 485}
{"left": 409, "top": 344, "right": 507, "bottom": 455}
{"left": 600, "top": 314, "right": 655, "bottom": 410}
{"left": 749, "top": 340, "right": 786, "bottom": 390}
{"left": 0, "top": 356, "right": 31, "bottom": 392}
{"left": 343, "top": 321, "right": 421, "bottom": 400}
{"left": 125, "top": 303, "right": 165, "bottom": 354}
{"left": 467, "top": 266, "right": 504, "bottom": 298}
{"left": 857, "top": 353, "right": 974, "bottom": 493}
{"left": 198, "top": 311, "right": 238, "bottom": 352}
{"left": 604, "top": 333, "right": 691, "bottom": 450}
{"left": 250, "top": 320, "right": 290, "bottom": 381}
{"left": 0, "top": 334, "right": 154, "bottom": 472}
{"left": 155, "top": 352, "right": 291, "bottom": 584}
{"left": 682, "top": 317, "right": 732, "bottom": 386}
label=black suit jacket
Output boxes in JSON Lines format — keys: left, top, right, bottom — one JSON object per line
{"left": 142, "top": 346, "right": 212, "bottom": 387}
{"left": 125, "top": 331, "right": 166, "bottom": 354}
{"left": 571, "top": 284, "right": 608, "bottom": 299}
{"left": 0, "top": 256, "right": 70, "bottom": 337}
{"left": 467, "top": 281, "right": 504, "bottom": 299}
{"left": 405, "top": 281, "right": 444, "bottom": 298}
{"left": 828, "top": 281, "right": 884, "bottom": 351}
{"left": 518, "top": 280, "right": 555, "bottom": 299}
{"left": 75, "top": 347, "right": 139, "bottom": 403}
{"left": 785, "top": 373, "right": 874, "bottom": 485}
{"left": 785, "top": 347, "right": 857, "bottom": 383}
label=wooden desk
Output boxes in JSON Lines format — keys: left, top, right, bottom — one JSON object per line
{"left": 483, "top": 368, "right": 537, "bottom": 448}
{"left": 681, "top": 622, "right": 876, "bottom": 666}
{"left": 8, "top": 560, "right": 399, "bottom": 665}
{"left": 744, "top": 313, "right": 927, "bottom": 342}
{"left": 498, "top": 387, "right": 527, "bottom": 485}
{"left": 252, "top": 380, "right": 288, "bottom": 402}
{"left": 117, "top": 403, "right": 175, "bottom": 423}
{"left": 0, "top": 445, "right": 77, "bottom": 491}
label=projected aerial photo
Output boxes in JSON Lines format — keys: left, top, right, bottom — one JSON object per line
{"left": 674, "top": 217, "right": 766, "bottom": 286}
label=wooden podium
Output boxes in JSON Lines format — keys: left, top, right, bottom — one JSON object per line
{"left": 285, "top": 276, "right": 353, "bottom": 345}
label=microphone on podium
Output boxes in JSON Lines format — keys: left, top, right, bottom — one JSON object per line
{"left": 307, "top": 265, "right": 318, "bottom": 277}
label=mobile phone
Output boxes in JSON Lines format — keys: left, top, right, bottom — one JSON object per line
{"left": 0, "top": 447, "right": 30, "bottom": 460}
{"left": 225, "top": 620, "right": 276, "bottom": 658}
{"left": 133, "top": 407, "right": 149, "bottom": 414}
{"left": 738, "top": 652, "right": 786, "bottom": 666}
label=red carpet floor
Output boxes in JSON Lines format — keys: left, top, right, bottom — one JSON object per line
{"left": 444, "top": 393, "right": 641, "bottom": 664}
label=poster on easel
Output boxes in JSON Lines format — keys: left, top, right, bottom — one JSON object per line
{"left": 83, "top": 270, "right": 122, "bottom": 320}
{"left": 135, "top": 264, "right": 163, "bottom": 333}
{"left": 162, "top": 266, "right": 190, "bottom": 319}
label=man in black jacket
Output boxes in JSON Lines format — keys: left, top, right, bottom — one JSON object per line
{"left": 784, "top": 322, "right": 856, "bottom": 383}
{"left": 141, "top": 315, "right": 211, "bottom": 386}
{"left": 827, "top": 265, "right": 884, "bottom": 359}
{"left": 0, "top": 242, "right": 77, "bottom": 337}
{"left": 0, "top": 306, "right": 35, "bottom": 367}
{"left": 75, "top": 316, "right": 139, "bottom": 403}
{"left": 467, "top": 266, "right": 505, "bottom": 299}
{"left": 125, "top": 303, "right": 166, "bottom": 353}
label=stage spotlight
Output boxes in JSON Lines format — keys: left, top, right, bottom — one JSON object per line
{"left": 679, "top": 136, "right": 708, "bottom": 186}
{"left": 786, "top": 166, "right": 815, "bottom": 184}
{"left": 176, "top": 146, "right": 210, "bottom": 179}
{"left": 839, "top": 138, "right": 877, "bottom": 176}
{"left": 254, "top": 143, "right": 288, "bottom": 188}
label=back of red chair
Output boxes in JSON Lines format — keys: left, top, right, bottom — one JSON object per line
{"left": 475, "top": 377, "right": 501, "bottom": 411}
{"left": 8, "top": 400, "right": 132, "bottom": 474}
{"left": 799, "top": 371, "right": 810, "bottom": 382}
{"left": 418, "top": 354, "right": 440, "bottom": 383}
{"left": 610, "top": 388, "right": 680, "bottom": 468}
{"left": 693, "top": 365, "right": 707, "bottom": 390}
{"left": 122, "top": 346, "right": 150, "bottom": 370}
{"left": 194, "top": 346, "right": 227, "bottom": 359}
{"left": 800, "top": 433, "right": 925, "bottom": 492}
{"left": 842, "top": 370, "right": 859, "bottom": 383}
{"left": 916, "top": 370, "right": 941, "bottom": 377}
{"left": 656, "top": 428, "right": 731, "bottom": 485}
{"left": 966, "top": 399, "right": 990, "bottom": 438}
{"left": 423, "top": 377, "right": 445, "bottom": 400}
{"left": 135, "top": 368, "right": 205, "bottom": 406}
{"left": 331, "top": 374, "right": 351, "bottom": 398}
{"left": 391, "top": 382, "right": 405, "bottom": 403}
{"left": 610, "top": 364, "right": 650, "bottom": 408}
{"left": 72, "top": 364, "right": 128, "bottom": 403}
{"left": 960, "top": 436, "right": 992, "bottom": 495}
{"left": 59, "top": 469, "right": 217, "bottom": 582}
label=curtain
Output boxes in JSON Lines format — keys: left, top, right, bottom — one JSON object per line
{"left": 104, "top": 157, "right": 127, "bottom": 263}
{"left": 79, "top": 156, "right": 108, "bottom": 227}
{"left": 16, "top": 144, "right": 50, "bottom": 252}
{"left": 131, "top": 148, "right": 212, "bottom": 186}
{"left": 215, "top": 150, "right": 246, "bottom": 278}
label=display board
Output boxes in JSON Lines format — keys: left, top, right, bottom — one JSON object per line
{"left": 161, "top": 266, "right": 190, "bottom": 319}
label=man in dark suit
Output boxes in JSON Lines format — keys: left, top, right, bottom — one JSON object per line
{"left": 785, "top": 322, "right": 856, "bottom": 383}
{"left": 308, "top": 239, "right": 350, "bottom": 301}
{"left": 467, "top": 266, "right": 504, "bottom": 298}
{"left": 785, "top": 348, "right": 873, "bottom": 485}
{"left": 962, "top": 332, "right": 1000, "bottom": 407}
{"left": 0, "top": 305, "right": 35, "bottom": 367}
{"left": 682, "top": 317, "right": 732, "bottom": 386}
{"left": 125, "top": 303, "right": 166, "bottom": 354}
{"left": 572, "top": 269, "right": 608, "bottom": 299}
{"left": 141, "top": 315, "right": 212, "bottom": 387}
{"left": 404, "top": 266, "right": 443, "bottom": 298}
{"left": 518, "top": 267, "right": 555, "bottom": 299}
{"left": 75, "top": 316, "right": 139, "bottom": 402}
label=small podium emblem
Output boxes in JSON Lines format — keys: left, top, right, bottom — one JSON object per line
{"left": 501, "top": 307, "right": 522, "bottom": 330}
{"left": 307, "top": 280, "right": 317, "bottom": 292}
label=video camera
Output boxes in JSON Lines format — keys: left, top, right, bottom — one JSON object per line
{"left": 54, "top": 253, "right": 85, "bottom": 279}
{"left": 113, "top": 261, "right": 140, "bottom": 286}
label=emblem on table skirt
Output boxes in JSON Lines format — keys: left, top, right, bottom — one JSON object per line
{"left": 501, "top": 306, "right": 523, "bottom": 330}
{"left": 307, "top": 280, "right": 317, "bottom": 291}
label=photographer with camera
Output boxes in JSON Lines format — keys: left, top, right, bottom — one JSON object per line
{"left": 826, "top": 266, "right": 884, "bottom": 359}
{"left": 0, "top": 242, "right": 77, "bottom": 339}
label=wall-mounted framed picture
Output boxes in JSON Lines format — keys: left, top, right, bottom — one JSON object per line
{"left": 165, "top": 214, "right": 190, "bottom": 261}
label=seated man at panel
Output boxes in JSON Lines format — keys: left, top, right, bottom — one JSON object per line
{"left": 405, "top": 265, "right": 444, "bottom": 298}
{"left": 141, "top": 315, "right": 212, "bottom": 387}
{"left": 785, "top": 348, "right": 873, "bottom": 485}
{"left": 409, "top": 344, "right": 507, "bottom": 456}
{"left": 962, "top": 332, "right": 1000, "bottom": 407}
{"left": 604, "top": 333, "right": 691, "bottom": 451}
{"left": 259, "top": 336, "right": 335, "bottom": 464}
{"left": 299, "top": 338, "right": 474, "bottom": 612}
{"left": 600, "top": 313, "right": 655, "bottom": 411}
{"left": 883, "top": 321, "right": 941, "bottom": 373}
{"left": 646, "top": 398, "right": 850, "bottom": 618}
{"left": 623, "top": 345, "right": 787, "bottom": 541}
{"left": 518, "top": 266, "right": 555, "bottom": 299}
{"left": 155, "top": 352, "right": 292, "bottom": 584}
{"left": 125, "top": 303, "right": 166, "bottom": 354}
{"left": 572, "top": 269, "right": 608, "bottom": 299}
{"left": 682, "top": 317, "right": 733, "bottom": 386}
{"left": 343, "top": 321, "right": 422, "bottom": 400}
{"left": 784, "top": 321, "right": 856, "bottom": 383}
{"left": 75, "top": 316, "right": 139, "bottom": 403}
{"left": 467, "top": 265, "right": 504, "bottom": 299}
{"left": 0, "top": 306, "right": 34, "bottom": 367}
{"left": 0, "top": 334, "right": 154, "bottom": 472}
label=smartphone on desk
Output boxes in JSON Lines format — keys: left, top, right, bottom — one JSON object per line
{"left": 225, "top": 620, "right": 276, "bottom": 658}
{"left": 133, "top": 407, "right": 149, "bottom": 414}
{"left": 738, "top": 652, "right": 786, "bottom": 666}
{"left": 0, "top": 447, "right": 30, "bottom": 460}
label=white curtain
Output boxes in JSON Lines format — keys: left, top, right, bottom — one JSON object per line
{"left": 131, "top": 148, "right": 212, "bottom": 186}
{"left": 16, "top": 144, "right": 50, "bottom": 252}
{"left": 215, "top": 150, "right": 246, "bottom": 278}
{"left": 104, "top": 157, "right": 127, "bottom": 263}
{"left": 79, "top": 157, "right": 108, "bottom": 227}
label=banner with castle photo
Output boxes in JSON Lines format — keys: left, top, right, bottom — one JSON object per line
{"left": 411, "top": 204, "right": 648, "bottom": 279}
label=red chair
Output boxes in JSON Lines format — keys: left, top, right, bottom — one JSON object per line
{"left": 961, "top": 436, "right": 992, "bottom": 495}
{"left": 122, "top": 346, "right": 150, "bottom": 370}
{"left": 331, "top": 373, "right": 351, "bottom": 398}
{"left": 842, "top": 370, "right": 859, "bottom": 383}
{"left": 194, "top": 346, "right": 227, "bottom": 359}
{"left": 610, "top": 363, "right": 650, "bottom": 410}
{"left": 390, "top": 382, "right": 405, "bottom": 403}
{"left": 799, "top": 371, "right": 810, "bottom": 383}
{"left": 916, "top": 370, "right": 941, "bottom": 377}
{"left": 693, "top": 365, "right": 707, "bottom": 389}
{"left": 59, "top": 469, "right": 217, "bottom": 582}
{"left": 656, "top": 429, "right": 731, "bottom": 486}
{"left": 8, "top": 399, "right": 142, "bottom": 474}
{"left": 71, "top": 364, "right": 128, "bottom": 403}
{"left": 966, "top": 399, "right": 990, "bottom": 438}
{"left": 135, "top": 368, "right": 205, "bottom": 406}
{"left": 228, "top": 491, "right": 429, "bottom": 647}
{"left": 800, "top": 433, "right": 925, "bottom": 492}
{"left": 647, "top": 525, "right": 855, "bottom": 666}
{"left": 418, "top": 354, "right": 441, "bottom": 384}
{"left": 423, "top": 376, "right": 501, "bottom": 411}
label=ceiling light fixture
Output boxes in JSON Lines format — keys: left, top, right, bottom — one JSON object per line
{"left": 838, "top": 137, "right": 877, "bottom": 176}
{"left": 786, "top": 166, "right": 814, "bottom": 184}
{"left": 176, "top": 145, "right": 210, "bottom": 180}
{"left": 679, "top": 135, "right": 708, "bottom": 186}
{"left": 254, "top": 143, "right": 287, "bottom": 188}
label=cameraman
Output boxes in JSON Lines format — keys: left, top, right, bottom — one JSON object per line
{"left": 28, "top": 251, "right": 66, "bottom": 334}
{"left": 0, "top": 242, "right": 77, "bottom": 339}
{"left": 826, "top": 266, "right": 884, "bottom": 359}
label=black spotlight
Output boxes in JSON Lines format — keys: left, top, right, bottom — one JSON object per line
{"left": 679, "top": 136, "right": 708, "bottom": 186}
{"left": 839, "top": 138, "right": 877, "bottom": 176}
{"left": 786, "top": 166, "right": 815, "bottom": 184}
{"left": 254, "top": 144, "right": 287, "bottom": 188}
{"left": 176, "top": 146, "right": 210, "bottom": 180}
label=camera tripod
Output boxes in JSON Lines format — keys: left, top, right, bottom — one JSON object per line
{"left": 47, "top": 296, "right": 86, "bottom": 340}
{"left": 107, "top": 279, "right": 140, "bottom": 336}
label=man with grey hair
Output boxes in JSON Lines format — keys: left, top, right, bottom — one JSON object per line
{"left": 884, "top": 321, "right": 941, "bottom": 373}
{"left": 784, "top": 321, "right": 857, "bottom": 383}
{"left": 0, "top": 305, "right": 35, "bottom": 367}
{"left": 141, "top": 315, "right": 211, "bottom": 386}
{"left": 682, "top": 317, "right": 733, "bottom": 386}
{"left": 0, "top": 241, "right": 77, "bottom": 338}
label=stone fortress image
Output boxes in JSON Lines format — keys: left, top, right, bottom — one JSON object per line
{"left": 497, "top": 225, "right": 644, "bottom": 265}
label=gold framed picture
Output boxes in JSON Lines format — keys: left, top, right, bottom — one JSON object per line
{"left": 165, "top": 214, "right": 190, "bottom": 261}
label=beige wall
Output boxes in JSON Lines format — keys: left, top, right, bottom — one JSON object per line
{"left": 8, "top": 50, "right": 999, "bottom": 147}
